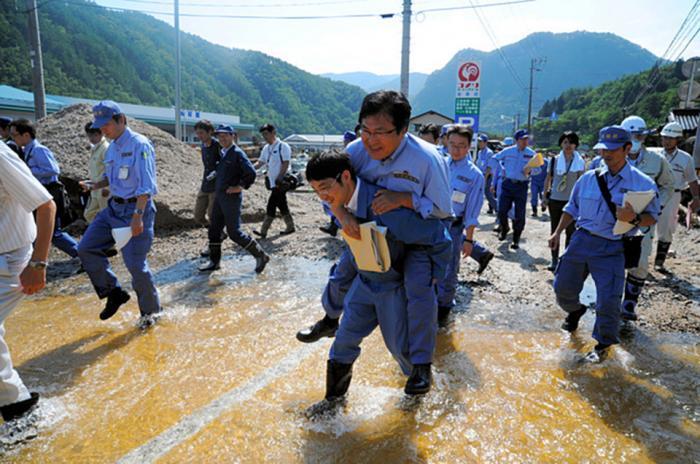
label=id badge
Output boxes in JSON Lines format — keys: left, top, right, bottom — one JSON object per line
{"left": 118, "top": 166, "right": 129, "bottom": 180}
{"left": 451, "top": 190, "right": 467, "bottom": 203}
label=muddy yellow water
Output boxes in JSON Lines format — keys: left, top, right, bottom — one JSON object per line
{"left": 2, "top": 257, "right": 698, "bottom": 463}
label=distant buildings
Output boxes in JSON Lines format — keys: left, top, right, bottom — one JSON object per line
{"left": 409, "top": 110, "right": 454, "bottom": 134}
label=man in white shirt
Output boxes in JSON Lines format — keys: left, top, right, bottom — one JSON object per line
{"left": 0, "top": 142, "right": 55, "bottom": 423}
{"left": 83, "top": 121, "right": 110, "bottom": 223}
{"left": 253, "top": 124, "right": 295, "bottom": 238}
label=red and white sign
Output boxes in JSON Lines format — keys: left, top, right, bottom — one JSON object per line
{"left": 456, "top": 61, "right": 481, "bottom": 98}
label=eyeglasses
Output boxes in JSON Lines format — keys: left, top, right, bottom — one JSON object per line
{"left": 360, "top": 126, "right": 397, "bottom": 139}
{"left": 448, "top": 143, "right": 470, "bottom": 150}
{"left": 312, "top": 173, "right": 342, "bottom": 195}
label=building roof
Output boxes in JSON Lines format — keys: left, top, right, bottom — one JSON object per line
{"left": 0, "top": 84, "right": 253, "bottom": 130}
{"left": 668, "top": 108, "right": 700, "bottom": 131}
{"left": 284, "top": 134, "right": 344, "bottom": 144}
{"left": 410, "top": 110, "right": 454, "bottom": 122}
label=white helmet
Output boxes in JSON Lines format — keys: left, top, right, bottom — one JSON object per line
{"left": 660, "top": 121, "right": 683, "bottom": 138}
{"left": 503, "top": 136, "right": 515, "bottom": 146}
{"left": 621, "top": 115, "right": 649, "bottom": 134}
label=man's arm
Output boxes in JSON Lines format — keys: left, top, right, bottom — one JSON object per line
{"left": 275, "top": 160, "right": 290, "bottom": 186}
{"left": 656, "top": 155, "right": 675, "bottom": 208}
{"left": 20, "top": 199, "right": 55, "bottom": 295}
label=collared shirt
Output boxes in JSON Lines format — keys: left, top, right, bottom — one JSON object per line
{"left": 476, "top": 147, "right": 494, "bottom": 175}
{"left": 0, "top": 142, "right": 53, "bottom": 253}
{"left": 663, "top": 148, "right": 697, "bottom": 190}
{"left": 627, "top": 146, "right": 674, "bottom": 208}
{"left": 103, "top": 127, "right": 158, "bottom": 199}
{"left": 200, "top": 138, "right": 221, "bottom": 193}
{"left": 346, "top": 134, "right": 453, "bottom": 219}
{"left": 346, "top": 178, "right": 361, "bottom": 215}
{"left": 88, "top": 138, "right": 109, "bottom": 183}
{"left": 23, "top": 138, "right": 60, "bottom": 185}
{"left": 493, "top": 145, "right": 536, "bottom": 181}
{"left": 564, "top": 162, "right": 660, "bottom": 241}
{"left": 448, "top": 157, "right": 484, "bottom": 228}
{"left": 259, "top": 138, "right": 291, "bottom": 187}
{"left": 214, "top": 144, "right": 254, "bottom": 192}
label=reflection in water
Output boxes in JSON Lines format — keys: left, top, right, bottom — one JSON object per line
{"left": 1, "top": 256, "right": 698, "bottom": 462}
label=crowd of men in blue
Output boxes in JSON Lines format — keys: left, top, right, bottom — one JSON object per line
{"left": 1, "top": 88, "right": 699, "bottom": 422}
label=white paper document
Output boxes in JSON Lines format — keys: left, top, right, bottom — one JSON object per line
{"left": 111, "top": 227, "right": 133, "bottom": 251}
{"left": 340, "top": 221, "right": 391, "bottom": 273}
{"left": 612, "top": 190, "right": 656, "bottom": 235}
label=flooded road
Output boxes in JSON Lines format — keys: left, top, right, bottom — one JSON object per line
{"left": 2, "top": 256, "right": 699, "bottom": 463}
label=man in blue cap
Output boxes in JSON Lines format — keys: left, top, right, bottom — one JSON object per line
{"left": 549, "top": 125, "right": 660, "bottom": 362}
{"left": 9, "top": 118, "right": 80, "bottom": 261}
{"left": 78, "top": 101, "right": 161, "bottom": 328}
{"left": 199, "top": 125, "right": 270, "bottom": 273}
{"left": 0, "top": 117, "right": 22, "bottom": 159}
{"left": 493, "top": 129, "right": 536, "bottom": 249}
{"left": 475, "top": 133, "right": 497, "bottom": 214}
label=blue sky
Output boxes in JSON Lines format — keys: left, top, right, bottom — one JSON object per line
{"left": 92, "top": 0, "right": 700, "bottom": 75}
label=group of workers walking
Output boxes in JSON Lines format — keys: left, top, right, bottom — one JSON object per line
{"left": 0, "top": 89, "right": 698, "bottom": 425}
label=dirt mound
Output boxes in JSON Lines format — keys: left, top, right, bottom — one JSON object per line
{"left": 35, "top": 104, "right": 272, "bottom": 228}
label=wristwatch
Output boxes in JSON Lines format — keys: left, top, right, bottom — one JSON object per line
{"left": 133, "top": 208, "right": 144, "bottom": 216}
{"left": 28, "top": 260, "right": 48, "bottom": 269}
{"left": 631, "top": 213, "right": 642, "bottom": 226}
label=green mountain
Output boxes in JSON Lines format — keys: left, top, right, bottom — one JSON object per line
{"left": 412, "top": 32, "right": 659, "bottom": 133}
{"left": 532, "top": 62, "right": 684, "bottom": 148}
{"left": 0, "top": 0, "right": 365, "bottom": 135}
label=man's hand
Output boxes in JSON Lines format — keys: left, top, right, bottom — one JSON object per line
{"left": 548, "top": 232, "right": 560, "bottom": 251}
{"left": 340, "top": 211, "right": 360, "bottom": 240}
{"left": 523, "top": 166, "right": 532, "bottom": 176}
{"left": 461, "top": 241, "right": 474, "bottom": 258}
{"left": 372, "top": 190, "right": 408, "bottom": 215}
{"left": 101, "top": 187, "right": 110, "bottom": 198}
{"left": 20, "top": 266, "right": 46, "bottom": 295}
{"left": 131, "top": 214, "right": 144, "bottom": 237}
{"left": 616, "top": 201, "right": 636, "bottom": 223}
{"left": 226, "top": 186, "right": 242, "bottom": 194}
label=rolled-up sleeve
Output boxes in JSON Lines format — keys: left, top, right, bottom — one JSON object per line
{"left": 463, "top": 174, "right": 485, "bottom": 228}
{"left": 563, "top": 179, "right": 581, "bottom": 218}
{"left": 134, "top": 142, "right": 158, "bottom": 196}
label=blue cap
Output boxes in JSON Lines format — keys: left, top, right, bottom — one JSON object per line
{"left": 477, "top": 133, "right": 488, "bottom": 142}
{"left": 440, "top": 124, "right": 452, "bottom": 136}
{"left": 92, "top": 100, "right": 123, "bottom": 129}
{"left": 503, "top": 137, "right": 515, "bottom": 146}
{"left": 343, "top": 130, "right": 356, "bottom": 143}
{"left": 0, "top": 116, "right": 12, "bottom": 126}
{"left": 514, "top": 129, "right": 529, "bottom": 140}
{"left": 593, "top": 125, "right": 631, "bottom": 150}
{"left": 215, "top": 124, "right": 236, "bottom": 134}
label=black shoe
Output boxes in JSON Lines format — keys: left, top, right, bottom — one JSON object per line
{"left": 200, "top": 246, "right": 210, "bottom": 258}
{"left": 100, "top": 288, "right": 130, "bottom": 321}
{"left": 580, "top": 344, "right": 611, "bottom": 364}
{"left": 255, "top": 253, "right": 270, "bottom": 274}
{"left": 477, "top": 251, "right": 494, "bottom": 274}
{"left": 296, "top": 316, "right": 338, "bottom": 343}
{"left": 531, "top": 211, "right": 538, "bottom": 217}
{"left": 561, "top": 305, "right": 587, "bottom": 332}
{"left": 405, "top": 364, "right": 432, "bottom": 395}
{"left": 510, "top": 241, "right": 519, "bottom": 250}
{"left": 137, "top": 312, "right": 162, "bottom": 330}
{"left": 437, "top": 306, "right": 451, "bottom": 328}
{"left": 0, "top": 393, "right": 40, "bottom": 422}
{"left": 319, "top": 225, "right": 338, "bottom": 237}
{"left": 498, "top": 229, "right": 508, "bottom": 241}
{"left": 487, "top": 208, "right": 494, "bottom": 214}
{"left": 198, "top": 260, "right": 220, "bottom": 272}
{"left": 105, "top": 247, "right": 118, "bottom": 258}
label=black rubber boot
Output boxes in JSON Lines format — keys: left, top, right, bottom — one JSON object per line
{"left": 325, "top": 360, "right": 353, "bottom": 401}
{"left": 296, "top": 315, "right": 338, "bottom": 343}
{"left": 405, "top": 363, "right": 432, "bottom": 395}
{"left": 280, "top": 213, "right": 296, "bottom": 235}
{"left": 477, "top": 251, "right": 495, "bottom": 274}
{"left": 561, "top": 304, "right": 587, "bottom": 332}
{"left": 99, "top": 288, "right": 131, "bottom": 320}
{"left": 622, "top": 275, "right": 645, "bottom": 321}
{"left": 253, "top": 215, "right": 274, "bottom": 239}
{"left": 199, "top": 244, "right": 222, "bottom": 272}
{"left": 0, "top": 393, "right": 40, "bottom": 422}
{"left": 510, "top": 233, "right": 521, "bottom": 250}
{"left": 246, "top": 239, "right": 270, "bottom": 274}
{"left": 654, "top": 241, "right": 671, "bottom": 270}
{"left": 498, "top": 226, "right": 509, "bottom": 241}
{"left": 319, "top": 220, "right": 338, "bottom": 237}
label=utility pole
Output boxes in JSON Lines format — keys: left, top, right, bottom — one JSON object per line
{"left": 400, "top": 0, "right": 411, "bottom": 97}
{"left": 527, "top": 57, "right": 545, "bottom": 132}
{"left": 26, "top": 0, "right": 46, "bottom": 119}
{"left": 174, "top": 0, "right": 182, "bottom": 141}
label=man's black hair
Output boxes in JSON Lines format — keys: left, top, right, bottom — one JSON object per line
{"left": 358, "top": 90, "right": 411, "bottom": 133}
{"left": 305, "top": 150, "right": 356, "bottom": 184}
{"left": 446, "top": 124, "right": 474, "bottom": 144}
{"left": 194, "top": 119, "right": 215, "bottom": 132}
{"left": 558, "top": 130, "right": 579, "bottom": 147}
{"left": 9, "top": 118, "right": 35, "bottom": 139}
{"left": 84, "top": 121, "right": 102, "bottom": 135}
{"left": 259, "top": 123, "right": 276, "bottom": 133}
{"left": 419, "top": 123, "right": 440, "bottom": 141}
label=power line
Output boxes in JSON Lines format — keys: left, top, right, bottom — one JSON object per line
{"left": 109, "top": 0, "right": 372, "bottom": 9}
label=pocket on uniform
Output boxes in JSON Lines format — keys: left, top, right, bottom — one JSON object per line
{"left": 579, "top": 194, "right": 601, "bottom": 218}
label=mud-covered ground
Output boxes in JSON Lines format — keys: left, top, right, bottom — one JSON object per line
{"left": 44, "top": 186, "right": 700, "bottom": 335}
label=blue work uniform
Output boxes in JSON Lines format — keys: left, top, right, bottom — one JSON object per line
{"left": 554, "top": 163, "right": 659, "bottom": 346}
{"left": 493, "top": 145, "right": 536, "bottom": 240}
{"left": 331, "top": 180, "right": 452, "bottom": 375}
{"left": 588, "top": 156, "right": 603, "bottom": 171}
{"left": 438, "top": 157, "right": 491, "bottom": 310}
{"left": 23, "top": 139, "right": 79, "bottom": 258}
{"left": 529, "top": 158, "right": 549, "bottom": 211}
{"left": 477, "top": 146, "right": 497, "bottom": 212}
{"left": 77, "top": 128, "right": 161, "bottom": 316}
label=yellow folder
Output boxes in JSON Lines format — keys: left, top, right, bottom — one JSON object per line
{"left": 526, "top": 152, "right": 545, "bottom": 168}
{"left": 340, "top": 221, "right": 391, "bottom": 273}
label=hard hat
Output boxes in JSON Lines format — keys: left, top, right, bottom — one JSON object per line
{"left": 620, "top": 115, "right": 649, "bottom": 134}
{"left": 660, "top": 121, "right": 683, "bottom": 138}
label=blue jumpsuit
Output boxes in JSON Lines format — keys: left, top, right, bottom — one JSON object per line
{"left": 78, "top": 128, "right": 161, "bottom": 316}
{"left": 328, "top": 135, "right": 453, "bottom": 365}
{"left": 437, "top": 157, "right": 491, "bottom": 310}
{"left": 23, "top": 139, "right": 79, "bottom": 258}
{"left": 476, "top": 146, "right": 497, "bottom": 212}
{"left": 330, "top": 180, "right": 452, "bottom": 375}
{"left": 554, "top": 163, "right": 659, "bottom": 345}
{"left": 493, "top": 145, "right": 536, "bottom": 240}
{"left": 529, "top": 159, "right": 549, "bottom": 212}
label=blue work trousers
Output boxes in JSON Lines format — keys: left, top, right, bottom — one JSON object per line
{"left": 438, "top": 224, "right": 490, "bottom": 308}
{"left": 530, "top": 181, "right": 545, "bottom": 210}
{"left": 498, "top": 179, "right": 528, "bottom": 238}
{"left": 208, "top": 192, "right": 253, "bottom": 248}
{"left": 322, "top": 248, "right": 357, "bottom": 319}
{"left": 330, "top": 275, "right": 412, "bottom": 375}
{"left": 78, "top": 199, "right": 161, "bottom": 316}
{"left": 484, "top": 174, "right": 497, "bottom": 212}
{"left": 553, "top": 229, "right": 625, "bottom": 346}
{"left": 52, "top": 213, "right": 79, "bottom": 258}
